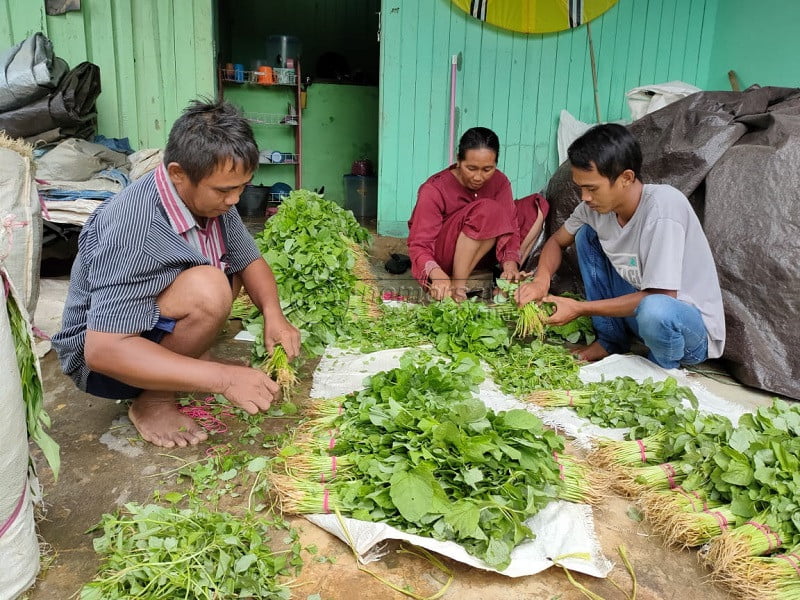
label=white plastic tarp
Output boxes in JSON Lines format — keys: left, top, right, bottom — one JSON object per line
{"left": 626, "top": 81, "right": 701, "bottom": 121}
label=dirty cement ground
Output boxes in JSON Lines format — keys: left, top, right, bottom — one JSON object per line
{"left": 27, "top": 233, "right": 775, "bottom": 600}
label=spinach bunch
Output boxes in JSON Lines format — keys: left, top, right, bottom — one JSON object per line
{"left": 415, "top": 298, "right": 511, "bottom": 357}
{"left": 283, "top": 352, "right": 567, "bottom": 570}
{"left": 81, "top": 503, "right": 299, "bottom": 599}
{"left": 572, "top": 376, "right": 697, "bottom": 434}
{"left": 486, "top": 341, "right": 582, "bottom": 394}
{"left": 253, "top": 190, "right": 371, "bottom": 356}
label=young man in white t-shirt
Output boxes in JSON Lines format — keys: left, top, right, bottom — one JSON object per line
{"left": 516, "top": 124, "right": 725, "bottom": 369}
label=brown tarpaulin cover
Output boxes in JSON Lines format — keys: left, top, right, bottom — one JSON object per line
{"left": 545, "top": 87, "right": 800, "bottom": 399}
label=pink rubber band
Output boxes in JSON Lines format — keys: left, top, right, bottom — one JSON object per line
{"left": 746, "top": 521, "right": 782, "bottom": 552}
{"left": 331, "top": 455, "right": 337, "bottom": 477}
{"left": 323, "top": 488, "right": 330, "bottom": 513}
{"left": 328, "top": 437, "right": 336, "bottom": 450}
{"left": 636, "top": 439, "right": 647, "bottom": 463}
{"left": 660, "top": 463, "right": 677, "bottom": 488}
{"left": 566, "top": 391, "right": 574, "bottom": 407}
{"left": 0, "top": 484, "right": 26, "bottom": 540}
{"left": 704, "top": 509, "right": 729, "bottom": 531}
{"left": 552, "top": 452, "right": 565, "bottom": 480}
{"left": 776, "top": 553, "right": 800, "bottom": 577}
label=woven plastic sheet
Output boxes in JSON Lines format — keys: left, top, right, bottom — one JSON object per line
{"left": 307, "top": 347, "right": 614, "bottom": 578}
{"left": 545, "top": 86, "right": 800, "bottom": 399}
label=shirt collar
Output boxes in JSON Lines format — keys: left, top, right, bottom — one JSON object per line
{"left": 154, "top": 162, "right": 199, "bottom": 235}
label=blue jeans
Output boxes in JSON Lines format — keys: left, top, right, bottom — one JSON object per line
{"left": 575, "top": 226, "right": 708, "bottom": 369}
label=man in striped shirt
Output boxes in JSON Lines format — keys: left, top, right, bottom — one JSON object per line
{"left": 52, "top": 100, "right": 300, "bottom": 448}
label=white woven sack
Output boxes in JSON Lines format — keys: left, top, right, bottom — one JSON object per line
{"left": 0, "top": 138, "right": 43, "bottom": 317}
{"left": 0, "top": 267, "right": 40, "bottom": 599}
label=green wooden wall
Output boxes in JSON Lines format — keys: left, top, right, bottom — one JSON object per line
{"left": 706, "top": 0, "right": 800, "bottom": 91}
{"left": 377, "top": 0, "right": 720, "bottom": 236}
{"left": 0, "top": 0, "right": 215, "bottom": 150}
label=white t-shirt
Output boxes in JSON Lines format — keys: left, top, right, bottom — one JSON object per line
{"left": 564, "top": 184, "right": 725, "bottom": 359}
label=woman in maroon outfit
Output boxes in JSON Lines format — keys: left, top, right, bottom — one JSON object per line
{"left": 407, "top": 127, "right": 524, "bottom": 301}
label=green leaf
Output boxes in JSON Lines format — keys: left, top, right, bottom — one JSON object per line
{"left": 389, "top": 470, "right": 435, "bottom": 522}
{"left": 499, "top": 409, "right": 541, "bottom": 430}
{"left": 484, "top": 537, "right": 513, "bottom": 570}
{"left": 247, "top": 457, "right": 269, "bottom": 472}
{"left": 444, "top": 501, "right": 484, "bottom": 540}
{"left": 234, "top": 553, "right": 258, "bottom": 573}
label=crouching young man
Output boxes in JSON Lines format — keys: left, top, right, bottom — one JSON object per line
{"left": 516, "top": 124, "right": 725, "bottom": 369}
{"left": 52, "top": 100, "right": 300, "bottom": 448}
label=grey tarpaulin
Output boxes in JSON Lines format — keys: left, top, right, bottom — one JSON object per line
{"left": 544, "top": 86, "right": 800, "bottom": 399}
{"left": 0, "top": 61, "right": 100, "bottom": 140}
{"left": 0, "top": 33, "right": 68, "bottom": 112}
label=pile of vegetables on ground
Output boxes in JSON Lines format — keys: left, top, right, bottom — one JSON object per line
{"left": 535, "top": 375, "right": 800, "bottom": 600}
{"left": 273, "top": 350, "right": 598, "bottom": 570}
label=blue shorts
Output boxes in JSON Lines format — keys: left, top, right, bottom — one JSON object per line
{"left": 85, "top": 316, "right": 177, "bottom": 400}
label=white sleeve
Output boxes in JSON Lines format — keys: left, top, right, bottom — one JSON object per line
{"left": 563, "top": 202, "right": 590, "bottom": 235}
{"left": 639, "top": 218, "right": 684, "bottom": 291}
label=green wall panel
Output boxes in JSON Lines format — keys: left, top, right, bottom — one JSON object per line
{"left": 0, "top": 0, "right": 216, "bottom": 150}
{"left": 377, "top": 0, "right": 720, "bottom": 237}
{"left": 706, "top": 0, "right": 800, "bottom": 91}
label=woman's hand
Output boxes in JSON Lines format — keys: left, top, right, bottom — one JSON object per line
{"left": 499, "top": 261, "right": 521, "bottom": 282}
{"left": 428, "top": 268, "right": 452, "bottom": 301}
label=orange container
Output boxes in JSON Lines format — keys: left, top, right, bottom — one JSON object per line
{"left": 257, "top": 66, "right": 274, "bottom": 85}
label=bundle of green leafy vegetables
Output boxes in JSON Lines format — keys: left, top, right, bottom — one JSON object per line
{"left": 273, "top": 351, "right": 586, "bottom": 570}
{"left": 80, "top": 503, "right": 300, "bottom": 599}
{"left": 529, "top": 376, "right": 698, "bottom": 436}
{"left": 414, "top": 297, "right": 511, "bottom": 357}
{"left": 493, "top": 280, "right": 595, "bottom": 345}
{"left": 5, "top": 281, "right": 60, "bottom": 478}
{"left": 485, "top": 340, "right": 582, "bottom": 394}
{"left": 251, "top": 189, "right": 372, "bottom": 357}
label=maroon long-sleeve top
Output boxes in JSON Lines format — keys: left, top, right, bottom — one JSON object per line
{"left": 407, "top": 166, "right": 521, "bottom": 286}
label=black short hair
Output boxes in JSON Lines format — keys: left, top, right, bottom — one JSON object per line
{"left": 567, "top": 123, "right": 642, "bottom": 181}
{"left": 457, "top": 127, "right": 500, "bottom": 162}
{"left": 164, "top": 99, "right": 259, "bottom": 184}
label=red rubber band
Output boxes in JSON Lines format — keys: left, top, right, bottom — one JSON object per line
{"left": 331, "top": 455, "right": 338, "bottom": 476}
{"left": 323, "top": 488, "right": 330, "bottom": 513}
{"left": 636, "top": 439, "right": 647, "bottom": 463}
{"left": 776, "top": 553, "right": 800, "bottom": 577}
{"left": 745, "top": 521, "right": 782, "bottom": 552}
{"left": 552, "top": 452, "right": 565, "bottom": 480}
{"left": 704, "top": 509, "right": 729, "bottom": 531}
{"left": 659, "top": 463, "right": 677, "bottom": 488}
{"left": 0, "top": 484, "right": 26, "bottom": 540}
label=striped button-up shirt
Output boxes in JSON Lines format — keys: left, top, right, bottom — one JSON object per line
{"left": 52, "top": 166, "right": 262, "bottom": 390}
{"left": 154, "top": 163, "right": 227, "bottom": 270}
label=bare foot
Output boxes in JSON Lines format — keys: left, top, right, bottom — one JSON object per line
{"left": 572, "top": 341, "right": 611, "bottom": 362}
{"left": 129, "top": 393, "right": 209, "bottom": 448}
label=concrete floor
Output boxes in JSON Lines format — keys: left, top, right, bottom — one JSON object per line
{"left": 24, "top": 236, "right": 776, "bottom": 600}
